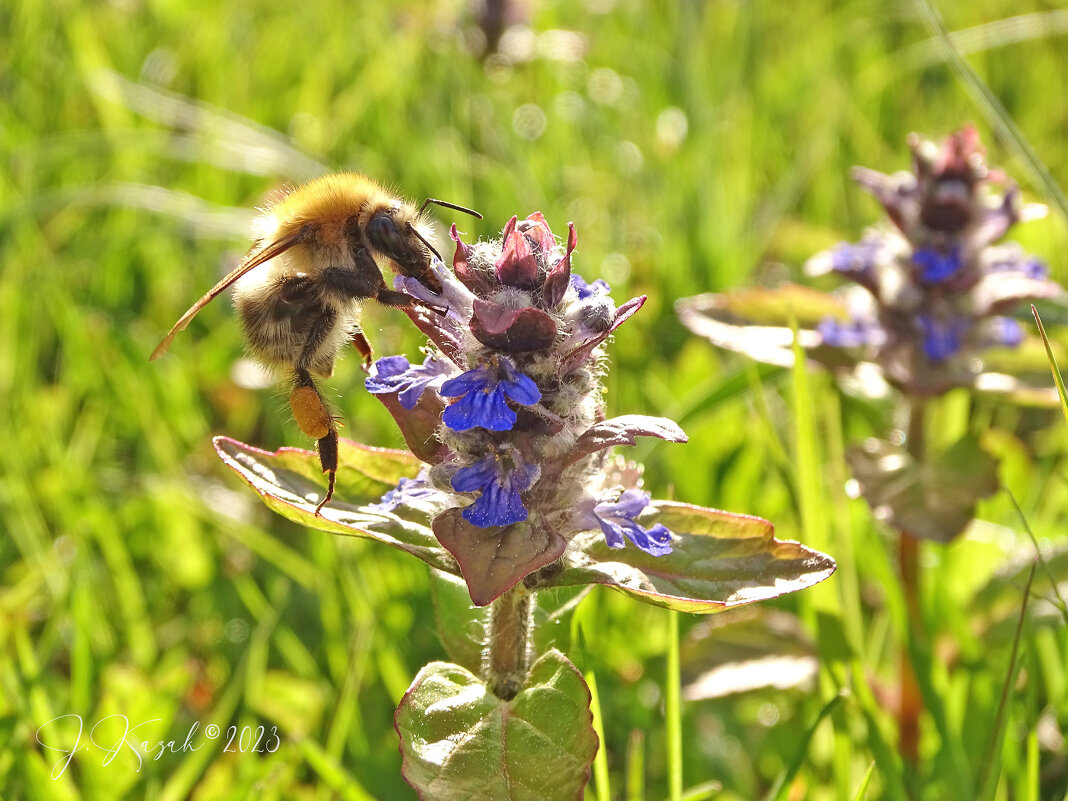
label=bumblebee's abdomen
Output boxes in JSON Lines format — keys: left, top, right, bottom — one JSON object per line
{"left": 234, "top": 276, "right": 359, "bottom": 376}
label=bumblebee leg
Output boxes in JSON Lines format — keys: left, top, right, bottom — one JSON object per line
{"left": 325, "top": 250, "right": 389, "bottom": 301}
{"left": 379, "top": 288, "right": 447, "bottom": 317}
{"left": 291, "top": 309, "right": 347, "bottom": 514}
{"left": 314, "top": 430, "right": 338, "bottom": 516}
{"left": 290, "top": 367, "right": 338, "bottom": 516}
{"left": 375, "top": 288, "right": 417, "bottom": 308}
{"left": 326, "top": 249, "right": 442, "bottom": 313}
{"left": 351, "top": 330, "right": 373, "bottom": 370}
{"left": 296, "top": 306, "right": 339, "bottom": 376}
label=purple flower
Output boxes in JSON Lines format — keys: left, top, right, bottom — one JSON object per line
{"left": 568, "top": 273, "right": 615, "bottom": 336}
{"left": 830, "top": 238, "right": 881, "bottom": 276}
{"left": 571, "top": 273, "right": 611, "bottom": 300}
{"left": 591, "top": 489, "right": 673, "bottom": 556}
{"left": 989, "top": 256, "right": 1049, "bottom": 280}
{"left": 370, "top": 475, "right": 440, "bottom": 512}
{"left": 918, "top": 315, "right": 969, "bottom": 362}
{"left": 450, "top": 451, "right": 541, "bottom": 527}
{"left": 984, "top": 316, "right": 1024, "bottom": 348}
{"left": 912, "top": 246, "right": 963, "bottom": 284}
{"left": 394, "top": 256, "right": 476, "bottom": 318}
{"left": 441, "top": 356, "right": 541, "bottom": 432}
{"left": 818, "top": 317, "right": 880, "bottom": 348}
{"left": 1022, "top": 258, "right": 1049, "bottom": 279}
{"left": 365, "top": 354, "right": 453, "bottom": 410}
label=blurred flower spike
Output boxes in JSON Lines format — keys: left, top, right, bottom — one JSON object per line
{"left": 678, "top": 126, "right": 1065, "bottom": 402}
{"left": 676, "top": 127, "right": 1066, "bottom": 543}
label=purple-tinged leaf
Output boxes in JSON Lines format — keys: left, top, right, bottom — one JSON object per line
{"left": 214, "top": 437, "right": 459, "bottom": 575}
{"left": 404, "top": 306, "right": 466, "bottom": 362}
{"left": 543, "top": 222, "right": 577, "bottom": 308}
{"left": 971, "top": 273, "right": 1064, "bottom": 316}
{"left": 450, "top": 223, "right": 492, "bottom": 294}
{"left": 496, "top": 216, "right": 540, "bottom": 288}
{"left": 846, "top": 434, "right": 999, "bottom": 543}
{"left": 470, "top": 299, "right": 558, "bottom": 352}
{"left": 969, "top": 186, "right": 1020, "bottom": 250}
{"left": 539, "top": 501, "right": 835, "bottom": 613}
{"left": 432, "top": 509, "right": 567, "bottom": 606}
{"left": 850, "top": 165, "right": 918, "bottom": 233}
{"left": 676, "top": 289, "right": 854, "bottom": 371}
{"left": 396, "top": 650, "right": 597, "bottom": 801}
{"left": 517, "top": 212, "right": 556, "bottom": 252}
{"left": 370, "top": 390, "right": 448, "bottom": 464}
{"left": 564, "top": 415, "right": 687, "bottom": 468}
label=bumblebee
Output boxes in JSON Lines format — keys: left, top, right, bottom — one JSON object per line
{"left": 152, "top": 173, "right": 480, "bottom": 512}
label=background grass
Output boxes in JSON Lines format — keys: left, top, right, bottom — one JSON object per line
{"left": 2, "top": 0, "right": 1068, "bottom": 798}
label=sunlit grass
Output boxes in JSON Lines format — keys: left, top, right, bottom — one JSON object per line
{"left": 3, "top": 0, "right": 1068, "bottom": 798}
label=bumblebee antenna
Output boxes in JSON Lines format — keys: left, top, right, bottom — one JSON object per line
{"left": 405, "top": 222, "right": 443, "bottom": 261}
{"left": 417, "top": 197, "right": 483, "bottom": 220}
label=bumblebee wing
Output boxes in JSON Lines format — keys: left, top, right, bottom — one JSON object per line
{"left": 150, "top": 228, "right": 306, "bottom": 361}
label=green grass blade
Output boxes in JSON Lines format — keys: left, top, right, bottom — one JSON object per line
{"left": 1032, "top": 305, "right": 1068, "bottom": 427}
{"left": 626, "top": 729, "right": 645, "bottom": 801}
{"left": 852, "top": 762, "right": 876, "bottom": 801}
{"left": 764, "top": 693, "right": 845, "bottom": 801}
{"left": 586, "top": 669, "right": 611, "bottom": 801}
{"left": 297, "top": 738, "right": 378, "bottom": 801}
{"left": 680, "top": 780, "right": 723, "bottom": 801}
{"left": 1007, "top": 489, "right": 1068, "bottom": 623}
{"left": 978, "top": 562, "right": 1037, "bottom": 801}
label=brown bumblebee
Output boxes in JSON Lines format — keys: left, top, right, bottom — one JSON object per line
{"left": 151, "top": 173, "right": 480, "bottom": 513}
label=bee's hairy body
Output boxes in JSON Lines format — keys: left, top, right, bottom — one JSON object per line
{"left": 233, "top": 173, "right": 436, "bottom": 376}
{"left": 153, "top": 171, "right": 480, "bottom": 516}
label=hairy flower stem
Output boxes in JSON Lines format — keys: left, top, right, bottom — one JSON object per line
{"left": 899, "top": 398, "right": 927, "bottom": 768}
{"left": 484, "top": 587, "right": 535, "bottom": 700}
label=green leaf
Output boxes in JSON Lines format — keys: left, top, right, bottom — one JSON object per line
{"left": 214, "top": 437, "right": 460, "bottom": 576}
{"left": 395, "top": 650, "right": 598, "bottom": 801}
{"left": 765, "top": 693, "right": 845, "bottom": 801}
{"left": 852, "top": 762, "right": 876, "bottom": 801}
{"left": 430, "top": 572, "right": 487, "bottom": 673}
{"left": 679, "top": 284, "right": 848, "bottom": 327}
{"left": 542, "top": 501, "right": 836, "bottom": 613}
{"left": 676, "top": 286, "right": 850, "bottom": 372}
{"left": 681, "top": 609, "right": 818, "bottom": 698}
{"left": 846, "top": 434, "right": 999, "bottom": 543}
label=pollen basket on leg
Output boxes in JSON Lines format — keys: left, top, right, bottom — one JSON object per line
{"left": 290, "top": 385, "right": 333, "bottom": 440}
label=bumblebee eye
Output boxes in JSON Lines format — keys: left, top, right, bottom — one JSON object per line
{"left": 366, "top": 212, "right": 409, "bottom": 260}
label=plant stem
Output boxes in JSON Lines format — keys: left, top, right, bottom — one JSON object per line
{"left": 898, "top": 397, "right": 926, "bottom": 768}
{"left": 666, "top": 610, "right": 682, "bottom": 801}
{"left": 484, "top": 586, "right": 535, "bottom": 700}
